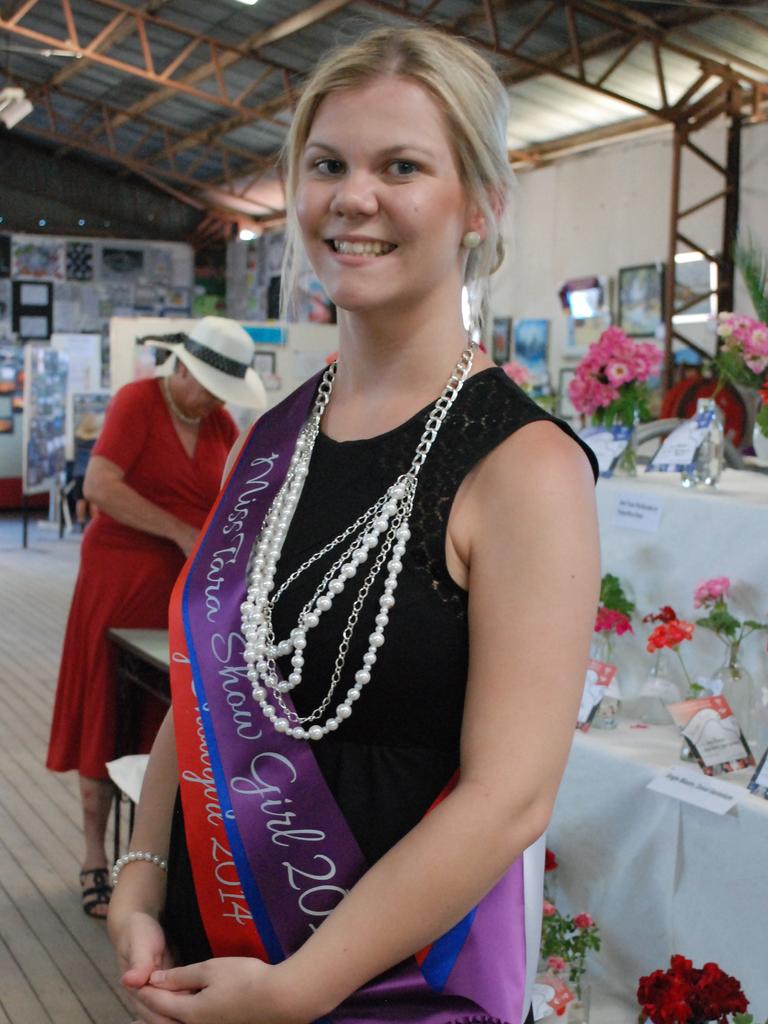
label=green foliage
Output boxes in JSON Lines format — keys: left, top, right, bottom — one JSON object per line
{"left": 591, "top": 380, "right": 653, "bottom": 428}
{"left": 714, "top": 348, "right": 765, "bottom": 390}
{"left": 756, "top": 403, "right": 768, "bottom": 440}
{"left": 540, "top": 908, "right": 601, "bottom": 997}
{"left": 600, "top": 573, "right": 635, "bottom": 617}
{"left": 733, "top": 1014, "right": 768, "bottom": 1024}
{"left": 735, "top": 237, "right": 768, "bottom": 324}
{"left": 696, "top": 603, "right": 741, "bottom": 640}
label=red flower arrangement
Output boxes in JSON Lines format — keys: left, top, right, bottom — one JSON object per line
{"left": 545, "top": 848, "right": 559, "bottom": 872}
{"left": 637, "top": 955, "right": 748, "bottom": 1024}
{"left": 643, "top": 605, "right": 695, "bottom": 653}
{"left": 643, "top": 606, "right": 698, "bottom": 696}
{"left": 595, "top": 606, "right": 633, "bottom": 635}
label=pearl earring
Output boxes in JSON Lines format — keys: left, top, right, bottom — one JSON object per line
{"left": 461, "top": 231, "right": 481, "bottom": 249}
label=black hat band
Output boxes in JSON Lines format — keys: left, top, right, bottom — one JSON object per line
{"left": 183, "top": 336, "right": 250, "bottom": 379}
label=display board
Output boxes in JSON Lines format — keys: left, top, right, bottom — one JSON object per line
{"left": 22, "top": 343, "right": 68, "bottom": 494}
{"left": 51, "top": 333, "right": 103, "bottom": 458}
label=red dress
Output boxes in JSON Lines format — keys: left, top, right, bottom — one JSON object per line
{"left": 47, "top": 378, "right": 238, "bottom": 779}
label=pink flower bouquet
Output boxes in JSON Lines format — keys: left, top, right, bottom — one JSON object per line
{"left": 568, "top": 327, "right": 662, "bottom": 427}
{"left": 501, "top": 359, "right": 532, "bottom": 392}
{"left": 717, "top": 312, "right": 768, "bottom": 379}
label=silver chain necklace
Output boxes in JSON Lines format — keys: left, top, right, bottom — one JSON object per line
{"left": 240, "top": 343, "right": 475, "bottom": 741}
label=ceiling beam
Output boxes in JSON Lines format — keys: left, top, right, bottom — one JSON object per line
{"left": 0, "top": 0, "right": 301, "bottom": 113}
{"left": 103, "top": 0, "right": 355, "bottom": 129}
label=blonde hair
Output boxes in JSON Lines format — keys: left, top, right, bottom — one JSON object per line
{"left": 280, "top": 26, "right": 512, "bottom": 325}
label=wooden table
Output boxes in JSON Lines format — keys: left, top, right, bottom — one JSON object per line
{"left": 108, "top": 628, "right": 170, "bottom": 861}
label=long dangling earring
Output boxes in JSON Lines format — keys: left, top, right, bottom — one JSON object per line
{"left": 461, "top": 231, "right": 481, "bottom": 249}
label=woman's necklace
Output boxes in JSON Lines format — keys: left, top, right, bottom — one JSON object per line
{"left": 162, "top": 376, "right": 201, "bottom": 426}
{"left": 241, "top": 343, "right": 476, "bottom": 742}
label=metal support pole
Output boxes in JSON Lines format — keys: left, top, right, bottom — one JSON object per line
{"left": 719, "top": 103, "right": 742, "bottom": 315}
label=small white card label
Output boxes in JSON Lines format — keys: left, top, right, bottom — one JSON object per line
{"left": 647, "top": 765, "right": 738, "bottom": 815}
{"left": 648, "top": 406, "right": 716, "bottom": 473}
{"left": 609, "top": 492, "right": 664, "bottom": 533}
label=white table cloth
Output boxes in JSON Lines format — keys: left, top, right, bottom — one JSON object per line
{"left": 546, "top": 469, "right": 768, "bottom": 1021}
{"left": 549, "top": 723, "right": 767, "bottom": 1021}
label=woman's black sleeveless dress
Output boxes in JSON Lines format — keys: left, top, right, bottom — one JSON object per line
{"left": 164, "top": 367, "right": 597, "bottom": 1016}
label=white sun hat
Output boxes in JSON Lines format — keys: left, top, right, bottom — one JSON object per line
{"left": 139, "top": 317, "right": 267, "bottom": 410}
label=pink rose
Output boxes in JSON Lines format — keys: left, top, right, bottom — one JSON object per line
{"left": 547, "top": 956, "right": 567, "bottom": 973}
{"left": 543, "top": 900, "right": 557, "bottom": 917}
{"left": 573, "top": 913, "right": 594, "bottom": 929}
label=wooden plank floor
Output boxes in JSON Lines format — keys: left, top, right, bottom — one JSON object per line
{"left": 0, "top": 516, "right": 133, "bottom": 1024}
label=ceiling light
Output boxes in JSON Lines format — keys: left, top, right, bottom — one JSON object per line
{"left": 0, "top": 87, "right": 33, "bottom": 129}
{"left": 239, "top": 228, "right": 257, "bottom": 241}
{"left": 234, "top": 0, "right": 259, "bottom": 5}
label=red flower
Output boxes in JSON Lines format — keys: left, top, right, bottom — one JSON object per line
{"left": 542, "top": 900, "right": 557, "bottom": 917}
{"left": 646, "top": 620, "right": 695, "bottom": 653}
{"left": 573, "top": 913, "right": 594, "bottom": 929}
{"left": 547, "top": 955, "right": 567, "bottom": 973}
{"left": 643, "top": 605, "right": 678, "bottom": 624}
{"left": 594, "top": 607, "right": 633, "bottom": 635}
{"left": 545, "top": 848, "right": 559, "bottom": 872}
{"left": 637, "top": 956, "right": 748, "bottom": 1024}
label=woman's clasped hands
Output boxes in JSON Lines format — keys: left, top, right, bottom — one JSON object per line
{"left": 125, "top": 955, "right": 314, "bottom": 1024}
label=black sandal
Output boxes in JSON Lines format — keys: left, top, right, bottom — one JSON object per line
{"left": 80, "top": 867, "right": 112, "bottom": 918}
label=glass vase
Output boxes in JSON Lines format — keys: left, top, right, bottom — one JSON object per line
{"left": 680, "top": 398, "right": 724, "bottom": 488}
{"left": 715, "top": 643, "right": 756, "bottom": 747}
{"left": 567, "top": 980, "right": 591, "bottom": 1024}
{"left": 636, "top": 650, "right": 682, "bottom": 725}
{"left": 589, "top": 634, "right": 619, "bottom": 729}
{"left": 612, "top": 416, "right": 638, "bottom": 478}
{"left": 753, "top": 422, "right": 768, "bottom": 462}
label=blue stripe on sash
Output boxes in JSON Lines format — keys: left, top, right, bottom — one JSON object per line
{"left": 181, "top": 584, "right": 285, "bottom": 965}
{"left": 420, "top": 908, "right": 477, "bottom": 991}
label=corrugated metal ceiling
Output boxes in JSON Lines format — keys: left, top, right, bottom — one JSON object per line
{"left": 1, "top": 0, "right": 766, "bottom": 232}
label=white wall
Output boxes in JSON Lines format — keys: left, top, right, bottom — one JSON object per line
{"left": 491, "top": 118, "right": 768, "bottom": 384}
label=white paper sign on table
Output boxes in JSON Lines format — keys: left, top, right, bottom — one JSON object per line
{"left": 647, "top": 765, "right": 738, "bottom": 815}
{"left": 609, "top": 492, "right": 664, "bottom": 533}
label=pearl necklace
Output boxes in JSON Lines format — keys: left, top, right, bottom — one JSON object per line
{"left": 162, "top": 376, "right": 201, "bottom": 426}
{"left": 240, "top": 344, "right": 475, "bottom": 741}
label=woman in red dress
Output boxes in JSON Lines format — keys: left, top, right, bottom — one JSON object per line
{"left": 47, "top": 317, "right": 266, "bottom": 917}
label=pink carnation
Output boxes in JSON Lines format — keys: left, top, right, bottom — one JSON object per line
{"left": 547, "top": 956, "right": 567, "bottom": 973}
{"left": 573, "top": 913, "right": 594, "bottom": 929}
{"left": 543, "top": 900, "right": 557, "bottom": 918}
{"left": 693, "top": 576, "right": 731, "bottom": 608}
{"left": 501, "top": 359, "right": 531, "bottom": 390}
{"left": 568, "top": 327, "right": 661, "bottom": 416}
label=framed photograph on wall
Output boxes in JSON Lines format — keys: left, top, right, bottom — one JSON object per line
{"left": 618, "top": 263, "right": 665, "bottom": 337}
{"left": 253, "top": 351, "right": 276, "bottom": 376}
{"left": 514, "top": 318, "right": 550, "bottom": 391}
{"left": 491, "top": 317, "right": 512, "bottom": 364}
{"left": 557, "top": 367, "right": 579, "bottom": 420}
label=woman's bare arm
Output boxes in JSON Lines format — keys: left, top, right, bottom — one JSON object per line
{"left": 84, "top": 455, "right": 198, "bottom": 555}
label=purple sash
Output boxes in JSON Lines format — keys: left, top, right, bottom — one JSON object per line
{"left": 171, "top": 374, "right": 529, "bottom": 1024}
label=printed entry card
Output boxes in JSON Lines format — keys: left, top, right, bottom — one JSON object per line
{"left": 667, "top": 696, "right": 755, "bottom": 775}
{"left": 579, "top": 425, "right": 632, "bottom": 478}
{"left": 576, "top": 659, "right": 617, "bottom": 732}
{"left": 748, "top": 747, "right": 768, "bottom": 799}
{"left": 648, "top": 404, "right": 717, "bottom": 473}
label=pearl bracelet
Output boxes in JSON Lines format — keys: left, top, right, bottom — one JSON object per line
{"left": 112, "top": 850, "right": 168, "bottom": 887}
